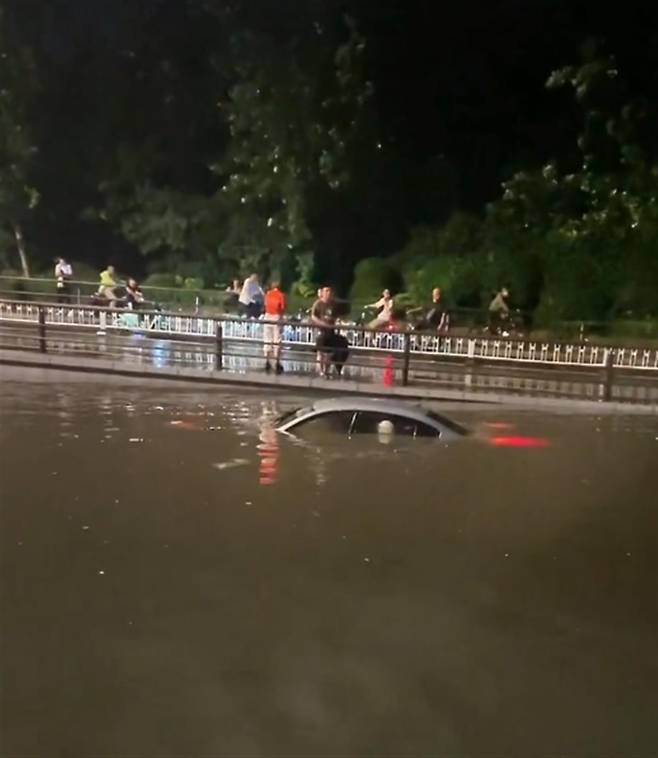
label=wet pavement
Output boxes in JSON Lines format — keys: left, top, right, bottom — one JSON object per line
{"left": 1, "top": 370, "right": 657, "bottom": 756}
{"left": 2, "top": 323, "right": 657, "bottom": 406}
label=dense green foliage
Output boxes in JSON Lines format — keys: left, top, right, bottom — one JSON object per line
{"left": 394, "top": 47, "right": 658, "bottom": 322}
{"left": 0, "top": 1, "right": 656, "bottom": 324}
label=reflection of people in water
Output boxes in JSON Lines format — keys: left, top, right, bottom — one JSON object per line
{"left": 257, "top": 418, "right": 280, "bottom": 486}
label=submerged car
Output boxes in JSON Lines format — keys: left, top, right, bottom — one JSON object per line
{"left": 275, "top": 397, "right": 467, "bottom": 440}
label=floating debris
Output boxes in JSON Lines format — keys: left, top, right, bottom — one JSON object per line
{"left": 213, "top": 458, "right": 249, "bottom": 471}
{"left": 128, "top": 437, "right": 144, "bottom": 443}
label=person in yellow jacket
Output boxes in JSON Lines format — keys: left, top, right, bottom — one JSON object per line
{"left": 97, "top": 265, "right": 118, "bottom": 303}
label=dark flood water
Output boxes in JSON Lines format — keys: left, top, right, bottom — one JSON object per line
{"left": 1, "top": 370, "right": 657, "bottom": 757}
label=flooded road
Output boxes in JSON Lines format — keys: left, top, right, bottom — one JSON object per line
{"left": 1, "top": 369, "right": 657, "bottom": 757}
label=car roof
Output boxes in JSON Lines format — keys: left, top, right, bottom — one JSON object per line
{"left": 276, "top": 396, "right": 467, "bottom": 437}
{"left": 309, "top": 397, "right": 437, "bottom": 422}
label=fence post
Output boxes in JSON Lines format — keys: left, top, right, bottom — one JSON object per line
{"left": 603, "top": 348, "right": 615, "bottom": 401}
{"left": 38, "top": 306, "right": 47, "bottom": 353}
{"left": 401, "top": 331, "right": 411, "bottom": 386}
{"left": 215, "top": 320, "right": 223, "bottom": 371}
{"left": 467, "top": 337, "right": 476, "bottom": 366}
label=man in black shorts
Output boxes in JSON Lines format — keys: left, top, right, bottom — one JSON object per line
{"left": 311, "top": 286, "right": 336, "bottom": 376}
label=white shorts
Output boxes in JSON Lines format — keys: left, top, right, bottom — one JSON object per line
{"left": 263, "top": 319, "right": 282, "bottom": 355}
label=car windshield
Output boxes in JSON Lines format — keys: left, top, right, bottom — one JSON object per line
{"left": 424, "top": 409, "right": 468, "bottom": 435}
{"left": 275, "top": 406, "right": 312, "bottom": 425}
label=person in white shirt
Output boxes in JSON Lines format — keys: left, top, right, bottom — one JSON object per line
{"left": 54, "top": 258, "right": 73, "bottom": 302}
{"left": 238, "top": 273, "right": 264, "bottom": 318}
{"left": 367, "top": 289, "right": 395, "bottom": 329}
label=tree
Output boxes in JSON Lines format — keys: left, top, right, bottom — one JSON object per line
{"left": 213, "top": 11, "right": 376, "bottom": 287}
{"left": 0, "top": 10, "right": 39, "bottom": 276}
{"left": 488, "top": 42, "right": 658, "bottom": 320}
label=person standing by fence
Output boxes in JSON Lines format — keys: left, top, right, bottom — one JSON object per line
{"left": 54, "top": 258, "right": 73, "bottom": 303}
{"left": 263, "top": 280, "right": 286, "bottom": 374}
{"left": 239, "top": 274, "right": 264, "bottom": 318}
{"left": 311, "top": 286, "right": 337, "bottom": 377}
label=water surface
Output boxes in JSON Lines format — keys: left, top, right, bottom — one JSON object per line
{"left": 1, "top": 371, "right": 657, "bottom": 756}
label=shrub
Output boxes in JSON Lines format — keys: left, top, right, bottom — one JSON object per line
{"left": 350, "top": 258, "right": 403, "bottom": 302}
{"left": 69, "top": 261, "right": 101, "bottom": 284}
{"left": 290, "top": 279, "right": 317, "bottom": 298}
{"left": 405, "top": 254, "right": 480, "bottom": 308}
{"left": 143, "top": 273, "right": 179, "bottom": 289}
{"left": 183, "top": 277, "right": 204, "bottom": 290}
{"left": 611, "top": 318, "right": 658, "bottom": 339}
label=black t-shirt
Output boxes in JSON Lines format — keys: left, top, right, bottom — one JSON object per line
{"left": 311, "top": 299, "right": 336, "bottom": 326}
{"left": 425, "top": 301, "right": 444, "bottom": 328}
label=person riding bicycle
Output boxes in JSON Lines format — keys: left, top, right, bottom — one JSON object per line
{"left": 488, "top": 287, "right": 510, "bottom": 335}
{"left": 367, "top": 289, "right": 395, "bottom": 329}
{"left": 122, "top": 278, "right": 145, "bottom": 309}
{"left": 96, "top": 265, "right": 120, "bottom": 305}
{"left": 414, "top": 287, "right": 449, "bottom": 333}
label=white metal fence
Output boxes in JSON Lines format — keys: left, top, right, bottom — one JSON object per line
{"left": 1, "top": 299, "right": 657, "bottom": 372}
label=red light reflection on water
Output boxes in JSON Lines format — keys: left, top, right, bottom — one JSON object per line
{"left": 258, "top": 425, "right": 280, "bottom": 485}
{"left": 489, "top": 435, "right": 551, "bottom": 448}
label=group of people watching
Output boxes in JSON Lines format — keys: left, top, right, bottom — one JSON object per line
{"left": 54, "top": 259, "right": 146, "bottom": 309}
{"left": 95, "top": 266, "right": 145, "bottom": 309}
{"left": 365, "top": 286, "right": 450, "bottom": 333}
{"left": 365, "top": 284, "right": 512, "bottom": 335}
{"left": 55, "top": 259, "right": 510, "bottom": 336}
{"left": 224, "top": 274, "right": 287, "bottom": 373}
{"left": 225, "top": 276, "right": 346, "bottom": 377}
{"left": 55, "top": 258, "right": 512, "bottom": 373}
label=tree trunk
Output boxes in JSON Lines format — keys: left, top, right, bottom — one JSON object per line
{"left": 12, "top": 223, "right": 30, "bottom": 278}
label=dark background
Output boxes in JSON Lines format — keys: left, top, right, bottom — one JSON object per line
{"left": 4, "top": 0, "right": 658, "bottom": 292}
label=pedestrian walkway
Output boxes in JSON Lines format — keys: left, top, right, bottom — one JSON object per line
{"left": 0, "top": 299, "right": 657, "bottom": 410}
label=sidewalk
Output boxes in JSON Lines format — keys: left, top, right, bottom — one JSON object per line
{"left": 2, "top": 348, "right": 656, "bottom": 415}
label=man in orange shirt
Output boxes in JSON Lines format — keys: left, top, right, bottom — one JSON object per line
{"left": 263, "top": 280, "right": 286, "bottom": 374}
